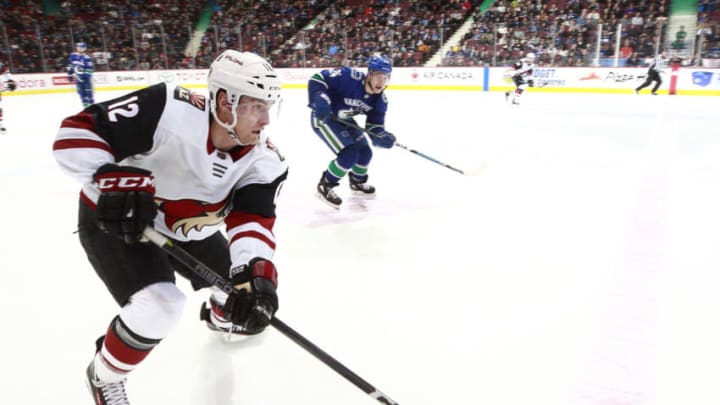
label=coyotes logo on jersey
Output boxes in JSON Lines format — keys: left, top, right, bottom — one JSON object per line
{"left": 156, "top": 196, "right": 232, "bottom": 236}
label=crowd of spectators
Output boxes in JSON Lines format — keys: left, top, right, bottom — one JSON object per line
{"left": 0, "top": 0, "right": 719, "bottom": 73}
{"left": 445, "top": 0, "right": 669, "bottom": 67}
{"left": 445, "top": 0, "right": 720, "bottom": 67}
{"left": 268, "top": 0, "right": 477, "bottom": 68}
{"left": 187, "top": 0, "right": 334, "bottom": 69}
{"left": 0, "top": 0, "right": 204, "bottom": 73}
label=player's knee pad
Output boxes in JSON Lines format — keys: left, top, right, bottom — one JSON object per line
{"left": 119, "top": 282, "right": 187, "bottom": 339}
{"left": 356, "top": 143, "right": 373, "bottom": 166}
{"left": 336, "top": 143, "right": 361, "bottom": 169}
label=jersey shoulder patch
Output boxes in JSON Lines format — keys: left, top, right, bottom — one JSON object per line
{"left": 173, "top": 86, "right": 206, "bottom": 111}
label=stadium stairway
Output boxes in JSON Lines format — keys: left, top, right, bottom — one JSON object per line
{"left": 184, "top": 0, "right": 217, "bottom": 64}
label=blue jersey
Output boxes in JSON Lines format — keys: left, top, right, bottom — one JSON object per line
{"left": 308, "top": 66, "right": 388, "bottom": 129}
{"left": 68, "top": 52, "right": 94, "bottom": 82}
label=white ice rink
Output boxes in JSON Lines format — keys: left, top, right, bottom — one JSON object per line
{"left": 1, "top": 87, "right": 719, "bottom": 405}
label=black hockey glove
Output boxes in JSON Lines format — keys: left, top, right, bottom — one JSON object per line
{"left": 93, "top": 164, "right": 157, "bottom": 244}
{"left": 367, "top": 127, "right": 396, "bottom": 149}
{"left": 224, "top": 258, "right": 279, "bottom": 335}
{"left": 309, "top": 92, "right": 332, "bottom": 124}
{"left": 6, "top": 79, "right": 16, "bottom": 91}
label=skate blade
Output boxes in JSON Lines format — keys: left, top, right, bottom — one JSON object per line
{"left": 315, "top": 192, "right": 341, "bottom": 210}
{"left": 350, "top": 190, "right": 376, "bottom": 198}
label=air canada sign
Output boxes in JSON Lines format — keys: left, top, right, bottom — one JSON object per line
{"left": 411, "top": 69, "right": 474, "bottom": 81}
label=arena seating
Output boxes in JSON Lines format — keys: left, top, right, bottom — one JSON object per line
{"left": 0, "top": 0, "right": 717, "bottom": 72}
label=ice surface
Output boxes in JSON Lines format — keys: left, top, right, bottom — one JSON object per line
{"left": 1, "top": 88, "right": 719, "bottom": 405}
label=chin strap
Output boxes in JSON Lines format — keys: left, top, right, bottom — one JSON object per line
{"left": 212, "top": 112, "right": 248, "bottom": 147}
{"left": 227, "top": 129, "right": 246, "bottom": 146}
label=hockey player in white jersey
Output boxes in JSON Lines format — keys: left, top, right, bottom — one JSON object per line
{"left": 0, "top": 61, "right": 17, "bottom": 133}
{"left": 505, "top": 52, "right": 536, "bottom": 105}
{"left": 53, "top": 50, "right": 287, "bottom": 405}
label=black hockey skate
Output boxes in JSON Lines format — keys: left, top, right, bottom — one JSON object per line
{"left": 505, "top": 91, "right": 510, "bottom": 101}
{"left": 86, "top": 361, "right": 130, "bottom": 405}
{"left": 349, "top": 179, "right": 376, "bottom": 197}
{"left": 316, "top": 174, "right": 342, "bottom": 209}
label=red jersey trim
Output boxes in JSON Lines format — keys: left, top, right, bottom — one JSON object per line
{"left": 230, "top": 230, "right": 276, "bottom": 250}
{"left": 60, "top": 111, "right": 95, "bottom": 131}
{"left": 205, "top": 133, "right": 256, "bottom": 162}
{"left": 53, "top": 138, "right": 113, "bottom": 154}
{"left": 226, "top": 212, "right": 275, "bottom": 230}
{"left": 80, "top": 191, "right": 96, "bottom": 209}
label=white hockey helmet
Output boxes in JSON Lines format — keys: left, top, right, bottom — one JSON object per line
{"left": 525, "top": 52, "right": 536, "bottom": 61}
{"left": 208, "top": 50, "right": 282, "bottom": 134}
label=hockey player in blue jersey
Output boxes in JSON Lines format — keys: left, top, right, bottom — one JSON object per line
{"left": 67, "top": 42, "right": 95, "bottom": 107}
{"left": 308, "top": 55, "right": 396, "bottom": 209}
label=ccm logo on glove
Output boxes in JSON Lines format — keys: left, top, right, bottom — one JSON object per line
{"left": 96, "top": 173, "right": 155, "bottom": 193}
{"left": 93, "top": 164, "right": 158, "bottom": 244}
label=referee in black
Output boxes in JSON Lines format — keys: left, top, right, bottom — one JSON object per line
{"left": 635, "top": 52, "right": 665, "bottom": 95}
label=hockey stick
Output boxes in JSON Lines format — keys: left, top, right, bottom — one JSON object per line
{"left": 329, "top": 116, "right": 467, "bottom": 175}
{"left": 142, "top": 227, "right": 400, "bottom": 405}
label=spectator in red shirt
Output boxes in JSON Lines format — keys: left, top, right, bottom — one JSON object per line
{"left": 620, "top": 38, "right": 634, "bottom": 58}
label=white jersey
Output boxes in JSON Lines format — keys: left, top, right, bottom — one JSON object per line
{"left": 53, "top": 83, "right": 288, "bottom": 268}
{"left": 0, "top": 65, "right": 12, "bottom": 92}
{"left": 649, "top": 56, "right": 665, "bottom": 73}
{"left": 512, "top": 60, "right": 535, "bottom": 79}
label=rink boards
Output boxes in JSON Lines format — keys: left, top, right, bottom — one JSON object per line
{"left": 4, "top": 65, "right": 720, "bottom": 96}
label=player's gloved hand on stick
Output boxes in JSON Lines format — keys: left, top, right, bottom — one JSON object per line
{"left": 368, "top": 128, "right": 396, "bottom": 149}
{"left": 310, "top": 92, "right": 332, "bottom": 124}
{"left": 6, "top": 79, "right": 16, "bottom": 91}
{"left": 93, "top": 163, "right": 157, "bottom": 244}
{"left": 224, "top": 258, "right": 279, "bottom": 335}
